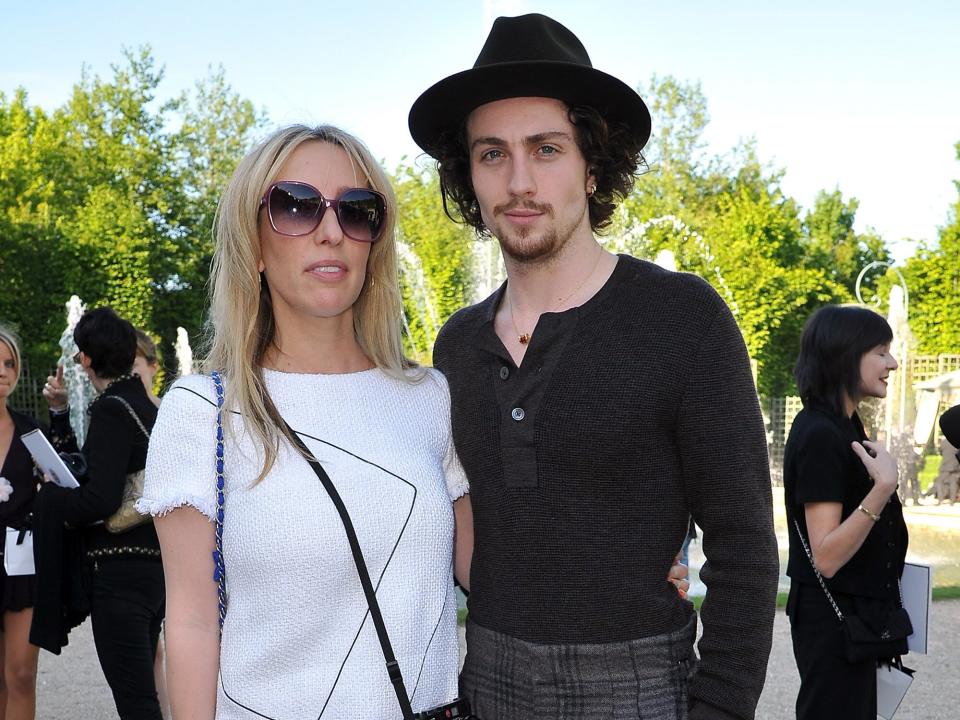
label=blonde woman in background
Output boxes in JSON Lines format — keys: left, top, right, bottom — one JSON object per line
{"left": 0, "top": 325, "right": 42, "bottom": 720}
{"left": 133, "top": 331, "right": 161, "bottom": 409}
{"left": 139, "top": 125, "right": 473, "bottom": 719}
{"left": 133, "top": 329, "right": 169, "bottom": 720}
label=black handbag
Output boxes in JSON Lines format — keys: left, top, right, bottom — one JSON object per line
{"left": 209, "top": 371, "right": 477, "bottom": 720}
{"left": 793, "top": 517, "right": 911, "bottom": 663}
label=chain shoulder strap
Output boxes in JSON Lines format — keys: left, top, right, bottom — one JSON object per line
{"left": 211, "top": 371, "right": 227, "bottom": 630}
{"left": 793, "top": 516, "right": 845, "bottom": 622}
{"left": 103, "top": 395, "right": 151, "bottom": 440}
{"left": 794, "top": 512, "right": 904, "bottom": 616}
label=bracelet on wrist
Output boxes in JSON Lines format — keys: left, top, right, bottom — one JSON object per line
{"left": 857, "top": 503, "right": 880, "bottom": 522}
{"left": 49, "top": 405, "right": 71, "bottom": 416}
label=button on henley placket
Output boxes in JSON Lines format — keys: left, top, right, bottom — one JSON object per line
{"left": 481, "top": 311, "right": 581, "bottom": 489}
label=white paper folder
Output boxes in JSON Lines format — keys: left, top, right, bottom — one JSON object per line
{"left": 877, "top": 662, "right": 913, "bottom": 719}
{"left": 19, "top": 428, "right": 80, "bottom": 489}
{"left": 902, "top": 562, "right": 931, "bottom": 655}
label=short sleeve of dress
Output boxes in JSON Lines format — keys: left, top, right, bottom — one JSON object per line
{"left": 793, "top": 422, "right": 848, "bottom": 505}
{"left": 137, "top": 375, "right": 218, "bottom": 521}
{"left": 443, "top": 431, "right": 469, "bottom": 502}
{"left": 425, "top": 368, "right": 469, "bottom": 502}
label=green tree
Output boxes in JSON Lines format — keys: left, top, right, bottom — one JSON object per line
{"left": 0, "top": 90, "right": 65, "bottom": 372}
{"left": 801, "top": 189, "right": 890, "bottom": 297}
{"left": 391, "top": 163, "right": 475, "bottom": 361}
{"left": 152, "top": 68, "right": 266, "bottom": 377}
{"left": 899, "top": 142, "right": 960, "bottom": 354}
{"left": 696, "top": 155, "right": 843, "bottom": 395}
{"left": 0, "top": 50, "right": 263, "bottom": 381}
{"left": 617, "top": 76, "right": 850, "bottom": 394}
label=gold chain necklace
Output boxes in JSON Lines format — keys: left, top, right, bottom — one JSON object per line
{"left": 507, "top": 249, "right": 604, "bottom": 345}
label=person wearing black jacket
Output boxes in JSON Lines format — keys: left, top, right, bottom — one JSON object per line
{"left": 35, "top": 307, "right": 163, "bottom": 720}
{"left": 0, "top": 324, "right": 44, "bottom": 720}
{"left": 784, "top": 305, "right": 907, "bottom": 720}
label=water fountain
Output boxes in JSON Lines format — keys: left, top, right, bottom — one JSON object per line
{"left": 174, "top": 327, "right": 193, "bottom": 377}
{"left": 469, "top": 239, "right": 506, "bottom": 303}
{"left": 653, "top": 249, "right": 677, "bottom": 272}
{"left": 855, "top": 262, "right": 914, "bottom": 448}
{"left": 397, "top": 238, "right": 440, "bottom": 350}
{"left": 607, "top": 213, "right": 740, "bottom": 316}
{"left": 58, "top": 295, "right": 96, "bottom": 445}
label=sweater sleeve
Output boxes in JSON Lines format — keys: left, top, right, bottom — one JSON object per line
{"left": 676, "top": 298, "right": 779, "bottom": 720}
{"left": 137, "top": 377, "right": 218, "bottom": 521}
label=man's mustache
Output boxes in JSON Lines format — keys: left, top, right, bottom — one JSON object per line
{"left": 493, "top": 200, "right": 554, "bottom": 217}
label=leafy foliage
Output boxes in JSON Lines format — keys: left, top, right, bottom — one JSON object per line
{"left": 898, "top": 144, "right": 960, "bottom": 355}
{"left": 0, "top": 50, "right": 264, "bottom": 380}
{"left": 620, "top": 77, "right": 846, "bottom": 394}
{"left": 390, "top": 162, "right": 475, "bottom": 361}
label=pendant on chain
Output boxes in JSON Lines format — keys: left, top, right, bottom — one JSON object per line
{"left": 518, "top": 333, "right": 530, "bottom": 345}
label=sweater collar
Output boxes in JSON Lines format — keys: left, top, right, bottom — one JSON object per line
{"left": 478, "top": 253, "right": 629, "bottom": 326}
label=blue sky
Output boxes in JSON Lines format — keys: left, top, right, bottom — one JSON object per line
{"left": 2, "top": 0, "right": 958, "bottom": 262}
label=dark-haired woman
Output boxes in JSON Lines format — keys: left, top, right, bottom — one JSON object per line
{"left": 784, "top": 305, "right": 908, "bottom": 720}
{"left": 38, "top": 307, "right": 163, "bottom": 720}
{"left": 0, "top": 324, "right": 42, "bottom": 720}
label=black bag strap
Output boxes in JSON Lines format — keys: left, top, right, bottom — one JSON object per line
{"left": 281, "top": 421, "right": 416, "bottom": 720}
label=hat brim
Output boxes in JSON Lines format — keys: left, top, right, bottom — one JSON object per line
{"left": 409, "top": 61, "right": 651, "bottom": 154}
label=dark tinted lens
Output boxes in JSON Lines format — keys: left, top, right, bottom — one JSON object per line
{"left": 269, "top": 182, "right": 322, "bottom": 235}
{"left": 337, "top": 189, "right": 386, "bottom": 241}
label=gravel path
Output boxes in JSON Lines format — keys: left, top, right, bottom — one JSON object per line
{"left": 36, "top": 599, "right": 958, "bottom": 719}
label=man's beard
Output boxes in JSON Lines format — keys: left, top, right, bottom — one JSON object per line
{"left": 487, "top": 201, "right": 580, "bottom": 265}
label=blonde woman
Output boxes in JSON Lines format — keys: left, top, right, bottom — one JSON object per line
{"left": 133, "top": 329, "right": 170, "bottom": 720}
{"left": 139, "top": 126, "right": 472, "bottom": 719}
{"left": 0, "top": 325, "right": 42, "bottom": 720}
{"left": 133, "top": 331, "right": 161, "bottom": 408}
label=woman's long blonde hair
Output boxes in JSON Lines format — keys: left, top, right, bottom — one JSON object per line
{"left": 206, "top": 124, "right": 418, "bottom": 481}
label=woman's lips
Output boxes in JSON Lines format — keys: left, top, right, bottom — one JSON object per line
{"left": 305, "top": 260, "right": 347, "bottom": 280}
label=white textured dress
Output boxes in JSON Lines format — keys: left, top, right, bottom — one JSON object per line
{"left": 139, "top": 368, "right": 467, "bottom": 720}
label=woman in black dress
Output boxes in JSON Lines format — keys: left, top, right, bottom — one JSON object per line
{"left": 784, "top": 305, "right": 908, "bottom": 720}
{"left": 38, "top": 308, "right": 163, "bottom": 720}
{"left": 0, "top": 324, "right": 42, "bottom": 719}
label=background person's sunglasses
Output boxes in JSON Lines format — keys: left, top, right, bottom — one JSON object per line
{"left": 260, "top": 181, "right": 387, "bottom": 242}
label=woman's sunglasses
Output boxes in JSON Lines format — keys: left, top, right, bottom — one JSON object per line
{"left": 260, "top": 181, "right": 387, "bottom": 242}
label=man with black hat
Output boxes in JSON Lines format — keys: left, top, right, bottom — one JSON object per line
{"left": 409, "top": 13, "right": 779, "bottom": 720}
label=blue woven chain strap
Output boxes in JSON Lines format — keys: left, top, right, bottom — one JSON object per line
{"left": 211, "top": 371, "right": 227, "bottom": 629}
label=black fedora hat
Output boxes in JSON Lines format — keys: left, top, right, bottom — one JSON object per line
{"left": 408, "top": 13, "right": 651, "bottom": 154}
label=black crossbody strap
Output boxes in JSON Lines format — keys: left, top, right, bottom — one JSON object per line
{"left": 282, "top": 421, "right": 416, "bottom": 720}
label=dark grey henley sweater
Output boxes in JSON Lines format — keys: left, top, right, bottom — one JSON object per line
{"left": 434, "top": 254, "right": 779, "bottom": 720}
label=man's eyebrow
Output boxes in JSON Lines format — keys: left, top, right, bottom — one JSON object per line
{"left": 470, "top": 136, "right": 506, "bottom": 151}
{"left": 525, "top": 131, "right": 574, "bottom": 145}
{"left": 470, "top": 131, "right": 575, "bottom": 151}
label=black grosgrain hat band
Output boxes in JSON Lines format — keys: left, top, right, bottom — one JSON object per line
{"left": 408, "top": 13, "right": 651, "bottom": 153}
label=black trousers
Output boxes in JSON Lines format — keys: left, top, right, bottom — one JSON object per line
{"left": 788, "top": 583, "right": 876, "bottom": 720}
{"left": 90, "top": 558, "right": 166, "bottom": 720}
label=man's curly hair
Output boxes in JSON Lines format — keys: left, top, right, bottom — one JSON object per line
{"left": 430, "top": 103, "right": 647, "bottom": 237}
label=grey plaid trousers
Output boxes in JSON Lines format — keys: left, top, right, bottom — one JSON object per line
{"left": 460, "top": 613, "right": 698, "bottom": 720}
